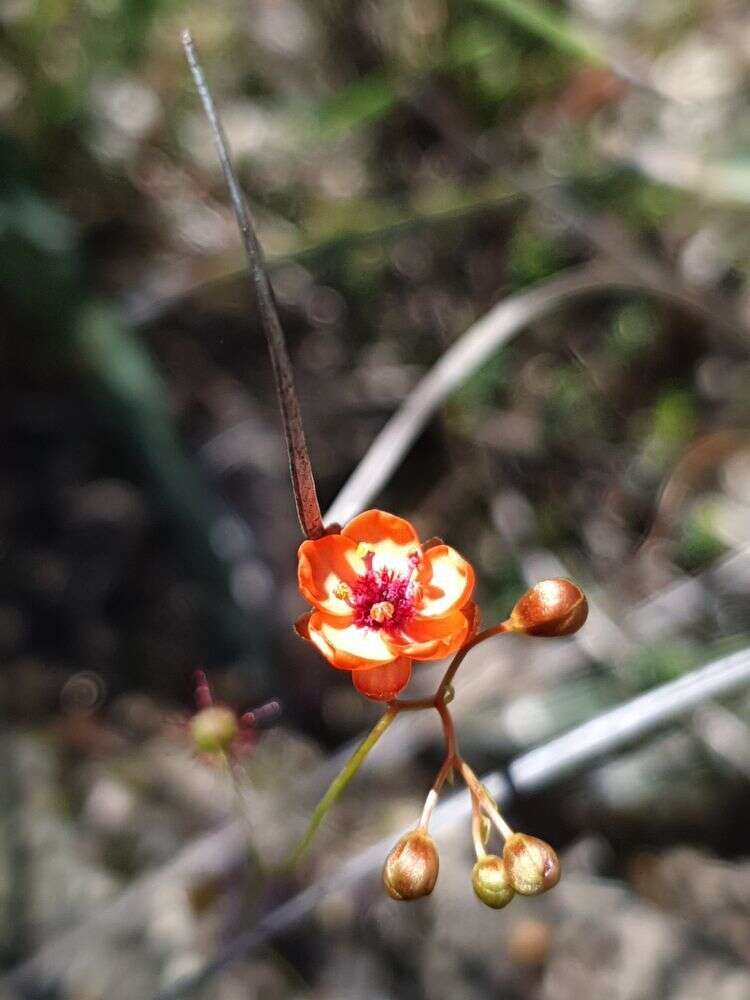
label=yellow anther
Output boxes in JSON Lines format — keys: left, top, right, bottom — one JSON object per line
{"left": 334, "top": 582, "right": 352, "bottom": 601}
{"left": 370, "top": 601, "right": 395, "bottom": 623}
{"left": 356, "top": 542, "right": 374, "bottom": 559}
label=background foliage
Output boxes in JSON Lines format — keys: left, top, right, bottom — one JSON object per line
{"left": 3, "top": 1, "right": 750, "bottom": 997}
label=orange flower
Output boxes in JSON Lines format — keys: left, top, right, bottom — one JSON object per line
{"left": 296, "top": 510, "right": 476, "bottom": 700}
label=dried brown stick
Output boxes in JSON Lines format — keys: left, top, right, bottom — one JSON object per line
{"left": 181, "top": 30, "right": 324, "bottom": 539}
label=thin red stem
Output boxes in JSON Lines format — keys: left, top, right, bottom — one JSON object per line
{"left": 432, "top": 697, "right": 458, "bottom": 793}
{"left": 460, "top": 759, "right": 514, "bottom": 840}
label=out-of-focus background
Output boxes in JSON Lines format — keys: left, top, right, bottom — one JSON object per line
{"left": 3, "top": 0, "right": 750, "bottom": 997}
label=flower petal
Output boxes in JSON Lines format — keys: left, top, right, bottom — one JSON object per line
{"left": 352, "top": 657, "right": 412, "bottom": 700}
{"left": 307, "top": 612, "right": 397, "bottom": 670}
{"left": 342, "top": 509, "right": 421, "bottom": 571}
{"left": 391, "top": 607, "right": 470, "bottom": 661}
{"left": 416, "top": 545, "right": 475, "bottom": 618}
{"left": 298, "top": 535, "right": 363, "bottom": 616}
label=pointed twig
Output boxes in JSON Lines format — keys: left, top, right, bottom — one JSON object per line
{"left": 181, "top": 29, "right": 324, "bottom": 539}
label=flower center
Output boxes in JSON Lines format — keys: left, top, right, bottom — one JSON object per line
{"left": 370, "top": 600, "right": 395, "bottom": 623}
{"left": 334, "top": 548, "right": 423, "bottom": 631}
{"left": 348, "top": 557, "right": 421, "bottom": 632}
{"left": 354, "top": 569, "right": 415, "bottom": 630}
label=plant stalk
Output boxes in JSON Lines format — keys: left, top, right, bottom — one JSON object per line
{"left": 284, "top": 706, "right": 397, "bottom": 868}
{"left": 182, "top": 29, "right": 324, "bottom": 539}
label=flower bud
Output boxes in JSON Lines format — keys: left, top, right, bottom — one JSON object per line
{"left": 471, "top": 855, "right": 515, "bottom": 909}
{"left": 190, "top": 705, "right": 238, "bottom": 754}
{"left": 503, "top": 833, "right": 561, "bottom": 896}
{"left": 383, "top": 828, "right": 439, "bottom": 901}
{"left": 509, "top": 579, "right": 588, "bottom": 637}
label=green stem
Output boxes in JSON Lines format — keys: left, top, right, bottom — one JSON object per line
{"left": 283, "top": 707, "right": 397, "bottom": 869}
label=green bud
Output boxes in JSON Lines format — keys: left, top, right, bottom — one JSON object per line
{"left": 190, "top": 706, "right": 238, "bottom": 754}
{"left": 471, "top": 855, "right": 515, "bottom": 909}
{"left": 383, "top": 828, "right": 439, "bottom": 901}
{"left": 503, "top": 833, "right": 561, "bottom": 896}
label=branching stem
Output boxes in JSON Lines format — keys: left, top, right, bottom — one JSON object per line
{"left": 460, "top": 759, "right": 515, "bottom": 840}
{"left": 286, "top": 618, "right": 516, "bottom": 864}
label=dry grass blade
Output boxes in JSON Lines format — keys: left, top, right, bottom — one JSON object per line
{"left": 181, "top": 29, "right": 324, "bottom": 539}
{"left": 326, "top": 257, "right": 747, "bottom": 528}
{"left": 509, "top": 644, "right": 750, "bottom": 792}
{"left": 326, "top": 263, "right": 616, "bottom": 525}
{"left": 326, "top": 263, "right": 616, "bottom": 526}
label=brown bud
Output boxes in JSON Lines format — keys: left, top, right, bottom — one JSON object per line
{"left": 471, "top": 855, "right": 515, "bottom": 910}
{"left": 509, "top": 578, "right": 588, "bottom": 637}
{"left": 503, "top": 833, "right": 561, "bottom": 896}
{"left": 383, "top": 828, "right": 439, "bottom": 901}
{"left": 190, "top": 706, "right": 238, "bottom": 754}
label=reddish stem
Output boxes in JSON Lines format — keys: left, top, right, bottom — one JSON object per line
{"left": 182, "top": 30, "right": 324, "bottom": 540}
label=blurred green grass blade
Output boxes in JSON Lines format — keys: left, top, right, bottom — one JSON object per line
{"left": 74, "top": 302, "right": 270, "bottom": 675}
{"left": 622, "top": 147, "right": 750, "bottom": 205}
{"left": 474, "top": 0, "right": 603, "bottom": 64}
{"left": 712, "top": 157, "right": 750, "bottom": 202}
{"left": 317, "top": 74, "right": 397, "bottom": 134}
{"left": 315, "top": 24, "right": 518, "bottom": 137}
{"left": 0, "top": 135, "right": 270, "bottom": 674}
